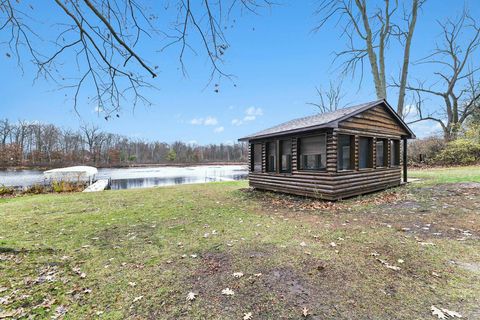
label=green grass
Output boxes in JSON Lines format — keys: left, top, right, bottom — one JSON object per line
{"left": 409, "top": 165, "right": 480, "bottom": 183}
{"left": 1, "top": 168, "right": 480, "bottom": 319}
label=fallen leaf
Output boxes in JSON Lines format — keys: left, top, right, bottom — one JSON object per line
{"left": 186, "top": 292, "right": 197, "bottom": 301}
{"left": 419, "top": 242, "right": 435, "bottom": 246}
{"left": 302, "top": 306, "right": 310, "bottom": 317}
{"left": 243, "top": 312, "right": 253, "bottom": 319}
{"left": 52, "top": 305, "right": 67, "bottom": 319}
{"left": 133, "top": 296, "right": 143, "bottom": 303}
{"left": 377, "top": 259, "right": 401, "bottom": 271}
{"left": 431, "top": 306, "right": 447, "bottom": 319}
{"left": 128, "top": 282, "right": 136, "bottom": 287}
{"left": 233, "top": 272, "right": 244, "bottom": 278}
{"left": 441, "top": 308, "right": 462, "bottom": 318}
{"left": 221, "top": 288, "right": 234, "bottom": 296}
{"left": 72, "top": 267, "right": 86, "bottom": 278}
{"left": 299, "top": 241, "right": 307, "bottom": 247}
{"left": 330, "top": 242, "right": 337, "bottom": 247}
{"left": 254, "top": 273, "right": 262, "bottom": 277}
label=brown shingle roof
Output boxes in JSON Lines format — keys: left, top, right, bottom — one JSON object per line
{"left": 238, "top": 99, "right": 414, "bottom": 141}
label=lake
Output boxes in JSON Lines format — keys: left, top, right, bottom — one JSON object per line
{"left": 0, "top": 165, "right": 248, "bottom": 190}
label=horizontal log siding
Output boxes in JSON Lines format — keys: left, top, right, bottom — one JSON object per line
{"left": 339, "top": 106, "right": 409, "bottom": 137}
{"left": 261, "top": 142, "right": 266, "bottom": 173}
{"left": 249, "top": 167, "right": 401, "bottom": 200}
{"left": 292, "top": 138, "right": 298, "bottom": 171}
{"left": 326, "top": 131, "right": 337, "bottom": 172}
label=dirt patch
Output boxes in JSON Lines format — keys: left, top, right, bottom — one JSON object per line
{"left": 195, "top": 252, "right": 232, "bottom": 276}
{"left": 93, "top": 223, "right": 158, "bottom": 249}
{"left": 241, "top": 187, "right": 409, "bottom": 213}
{"left": 454, "top": 261, "right": 480, "bottom": 274}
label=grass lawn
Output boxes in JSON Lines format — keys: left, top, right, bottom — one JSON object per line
{"left": 409, "top": 165, "right": 480, "bottom": 184}
{"left": 1, "top": 167, "right": 479, "bottom": 319}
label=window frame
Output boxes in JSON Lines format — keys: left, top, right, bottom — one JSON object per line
{"left": 358, "top": 136, "right": 374, "bottom": 170}
{"left": 266, "top": 140, "right": 277, "bottom": 173}
{"left": 337, "top": 134, "right": 355, "bottom": 171}
{"left": 375, "top": 138, "right": 388, "bottom": 168}
{"left": 391, "top": 139, "right": 401, "bottom": 167}
{"left": 298, "top": 133, "right": 327, "bottom": 171}
{"left": 251, "top": 143, "right": 263, "bottom": 172}
{"left": 279, "top": 139, "right": 292, "bottom": 174}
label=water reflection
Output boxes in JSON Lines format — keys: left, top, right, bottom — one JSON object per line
{"left": 110, "top": 173, "right": 247, "bottom": 190}
{"left": 0, "top": 165, "right": 248, "bottom": 190}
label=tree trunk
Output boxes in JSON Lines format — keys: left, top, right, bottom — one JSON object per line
{"left": 397, "top": 0, "right": 419, "bottom": 116}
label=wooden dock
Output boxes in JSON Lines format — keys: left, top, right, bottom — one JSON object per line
{"left": 83, "top": 179, "right": 110, "bottom": 192}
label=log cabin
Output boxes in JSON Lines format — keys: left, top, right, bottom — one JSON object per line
{"left": 238, "top": 99, "right": 415, "bottom": 200}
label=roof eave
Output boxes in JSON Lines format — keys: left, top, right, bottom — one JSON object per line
{"left": 238, "top": 122, "right": 338, "bottom": 142}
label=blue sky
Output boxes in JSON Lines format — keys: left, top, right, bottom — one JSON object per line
{"left": 1, "top": 1, "right": 479, "bottom": 144}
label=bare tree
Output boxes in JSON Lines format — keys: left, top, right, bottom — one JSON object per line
{"left": 308, "top": 81, "right": 347, "bottom": 113}
{"left": 0, "top": 1, "right": 270, "bottom": 117}
{"left": 0, "top": 119, "right": 13, "bottom": 146}
{"left": 400, "top": 12, "right": 480, "bottom": 141}
{"left": 315, "top": 0, "right": 425, "bottom": 116}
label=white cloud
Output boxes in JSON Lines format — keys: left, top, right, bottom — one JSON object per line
{"left": 190, "top": 116, "right": 218, "bottom": 126}
{"left": 245, "top": 107, "right": 263, "bottom": 116}
{"left": 188, "top": 140, "right": 198, "bottom": 145}
{"left": 243, "top": 115, "right": 256, "bottom": 121}
{"left": 230, "top": 106, "right": 263, "bottom": 126}
{"left": 214, "top": 126, "right": 224, "bottom": 133}
{"left": 231, "top": 119, "right": 242, "bottom": 126}
{"left": 190, "top": 118, "right": 203, "bottom": 125}
{"left": 204, "top": 116, "right": 218, "bottom": 126}
{"left": 410, "top": 121, "right": 443, "bottom": 138}
{"left": 402, "top": 104, "right": 443, "bottom": 138}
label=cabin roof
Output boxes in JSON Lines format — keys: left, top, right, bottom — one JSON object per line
{"left": 238, "top": 99, "right": 415, "bottom": 141}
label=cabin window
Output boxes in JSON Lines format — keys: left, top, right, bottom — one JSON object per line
{"left": 337, "top": 135, "right": 354, "bottom": 171}
{"left": 376, "top": 139, "right": 388, "bottom": 167}
{"left": 252, "top": 143, "right": 262, "bottom": 172}
{"left": 359, "top": 137, "right": 373, "bottom": 169}
{"left": 267, "top": 141, "right": 277, "bottom": 172}
{"left": 391, "top": 140, "right": 400, "bottom": 166}
{"left": 299, "top": 135, "right": 326, "bottom": 170}
{"left": 280, "top": 139, "right": 292, "bottom": 173}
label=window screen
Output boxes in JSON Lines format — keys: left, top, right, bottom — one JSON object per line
{"left": 280, "top": 139, "right": 292, "bottom": 173}
{"left": 391, "top": 140, "right": 400, "bottom": 166}
{"left": 267, "top": 141, "right": 276, "bottom": 172}
{"left": 253, "top": 144, "right": 262, "bottom": 172}
{"left": 299, "top": 135, "right": 326, "bottom": 170}
{"left": 337, "top": 135, "right": 354, "bottom": 170}
{"left": 359, "top": 137, "right": 373, "bottom": 169}
{"left": 376, "top": 139, "right": 387, "bottom": 167}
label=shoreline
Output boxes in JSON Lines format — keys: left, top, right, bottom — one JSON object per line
{"left": 0, "top": 162, "right": 248, "bottom": 171}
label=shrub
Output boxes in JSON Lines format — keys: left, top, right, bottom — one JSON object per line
{"left": 0, "top": 185, "right": 15, "bottom": 196}
{"left": 25, "top": 184, "right": 49, "bottom": 194}
{"left": 434, "top": 139, "right": 480, "bottom": 165}
{"left": 408, "top": 137, "right": 446, "bottom": 165}
{"left": 52, "top": 180, "right": 85, "bottom": 193}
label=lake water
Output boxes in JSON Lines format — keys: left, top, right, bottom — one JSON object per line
{"left": 0, "top": 165, "right": 248, "bottom": 190}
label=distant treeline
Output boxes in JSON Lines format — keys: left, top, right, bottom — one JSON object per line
{"left": 0, "top": 119, "right": 248, "bottom": 168}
